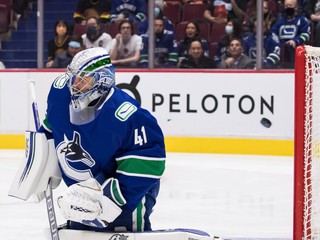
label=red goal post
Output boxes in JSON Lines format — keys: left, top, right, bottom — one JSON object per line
{"left": 294, "top": 45, "right": 320, "bottom": 240}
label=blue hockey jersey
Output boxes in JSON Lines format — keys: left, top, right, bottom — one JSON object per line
{"left": 242, "top": 32, "right": 281, "bottom": 68}
{"left": 110, "top": 0, "right": 146, "bottom": 23}
{"left": 271, "top": 15, "right": 310, "bottom": 45}
{"left": 140, "top": 30, "right": 178, "bottom": 68}
{"left": 40, "top": 74, "right": 166, "bottom": 231}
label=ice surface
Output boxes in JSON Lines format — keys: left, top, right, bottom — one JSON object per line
{"left": 0, "top": 150, "right": 293, "bottom": 240}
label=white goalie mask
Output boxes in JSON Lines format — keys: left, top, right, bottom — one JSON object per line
{"left": 66, "top": 47, "right": 115, "bottom": 125}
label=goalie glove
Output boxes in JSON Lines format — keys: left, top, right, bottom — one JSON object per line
{"left": 57, "top": 178, "right": 123, "bottom": 228}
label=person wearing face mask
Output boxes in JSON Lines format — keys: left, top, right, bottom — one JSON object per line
{"left": 109, "top": 20, "right": 142, "bottom": 67}
{"left": 81, "top": 16, "right": 112, "bottom": 51}
{"left": 46, "top": 19, "right": 71, "bottom": 68}
{"left": 214, "top": 17, "right": 243, "bottom": 66}
{"left": 137, "top": 0, "right": 174, "bottom": 35}
{"left": 271, "top": 0, "right": 310, "bottom": 68}
{"left": 225, "top": 24, "right": 233, "bottom": 35}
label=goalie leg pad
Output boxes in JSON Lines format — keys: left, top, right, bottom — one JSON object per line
{"left": 8, "top": 131, "right": 61, "bottom": 201}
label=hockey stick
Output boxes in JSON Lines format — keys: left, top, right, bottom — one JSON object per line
{"left": 28, "top": 80, "right": 60, "bottom": 240}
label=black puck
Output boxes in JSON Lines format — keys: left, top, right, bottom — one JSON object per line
{"left": 260, "top": 117, "right": 272, "bottom": 128}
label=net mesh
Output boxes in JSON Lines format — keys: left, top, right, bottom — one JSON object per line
{"left": 303, "top": 45, "right": 320, "bottom": 239}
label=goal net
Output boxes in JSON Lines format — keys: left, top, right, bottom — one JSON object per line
{"left": 294, "top": 45, "right": 320, "bottom": 240}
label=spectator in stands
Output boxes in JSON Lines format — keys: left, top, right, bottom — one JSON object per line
{"left": 48, "top": 36, "right": 83, "bottom": 68}
{"left": 277, "top": 0, "right": 305, "bottom": 16}
{"left": 203, "top": 0, "right": 247, "bottom": 24}
{"left": 243, "top": 19, "right": 281, "bottom": 69}
{"left": 46, "top": 19, "right": 71, "bottom": 68}
{"left": 243, "top": 0, "right": 278, "bottom": 37}
{"left": 271, "top": 0, "right": 310, "bottom": 68}
{"left": 11, "top": 0, "right": 32, "bottom": 29}
{"left": 109, "top": 20, "right": 142, "bottom": 67}
{"left": 219, "top": 38, "right": 255, "bottom": 69}
{"left": 12, "top": 0, "right": 31, "bottom": 20}
{"left": 304, "top": 0, "right": 320, "bottom": 46}
{"left": 203, "top": 0, "right": 229, "bottom": 24}
{"left": 179, "top": 39, "right": 216, "bottom": 68}
{"left": 140, "top": 17, "right": 178, "bottom": 68}
{"left": 229, "top": 0, "right": 248, "bottom": 20}
{"left": 177, "top": 21, "right": 209, "bottom": 64}
{"left": 73, "top": 0, "right": 112, "bottom": 24}
{"left": 0, "top": 60, "right": 5, "bottom": 69}
{"left": 214, "top": 17, "right": 243, "bottom": 65}
{"left": 110, "top": 0, "right": 146, "bottom": 24}
{"left": 137, "top": 0, "right": 174, "bottom": 35}
{"left": 81, "top": 17, "right": 112, "bottom": 51}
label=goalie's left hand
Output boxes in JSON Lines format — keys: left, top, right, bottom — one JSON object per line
{"left": 57, "top": 178, "right": 122, "bottom": 228}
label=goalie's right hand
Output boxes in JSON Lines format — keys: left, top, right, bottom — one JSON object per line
{"left": 57, "top": 178, "right": 122, "bottom": 228}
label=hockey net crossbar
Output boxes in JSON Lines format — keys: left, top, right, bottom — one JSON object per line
{"left": 294, "top": 45, "right": 320, "bottom": 240}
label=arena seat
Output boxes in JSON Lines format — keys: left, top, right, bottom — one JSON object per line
{"left": 0, "top": 4, "right": 9, "bottom": 33}
{"left": 73, "top": 23, "right": 86, "bottom": 38}
{"left": 209, "top": 42, "right": 218, "bottom": 58}
{"left": 210, "top": 22, "right": 226, "bottom": 43}
{"left": 181, "top": 3, "right": 208, "bottom": 22}
{"left": 175, "top": 21, "right": 187, "bottom": 41}
{"left": 198, "top": 22, "right": 211, "bottom": 41}
{"left": 163, "top": 1, "right": 181, "bottom": 25}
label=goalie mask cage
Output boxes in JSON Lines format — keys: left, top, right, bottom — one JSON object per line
{"left": 294, "top": 45, "right": 320, "bottom": 240}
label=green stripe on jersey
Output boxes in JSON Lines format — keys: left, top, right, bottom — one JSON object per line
{"left": 136, "top": 201, "right": 143, "bottom": 231}
{"left": 111, "top": 179, "right": 126, "bottom": 206}
{"left": 43, "top": 117, "right": 52, "bottom": 132}
{"left": 116, "top": 156, "right": 165, "bottom": 178}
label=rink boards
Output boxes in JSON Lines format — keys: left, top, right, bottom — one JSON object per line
{"left": 0, "top": 69, "right": 294, "bottom": 156}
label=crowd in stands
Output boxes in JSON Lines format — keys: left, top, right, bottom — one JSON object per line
{"left": 1, "top": 0, "right": 319, "bottom": 69}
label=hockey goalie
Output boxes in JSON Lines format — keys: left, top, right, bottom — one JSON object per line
{"left": 8, "top": 47, "right": 215, "bottom": 240}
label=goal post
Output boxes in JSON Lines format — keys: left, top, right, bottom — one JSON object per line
{"left": 294, "top": 45, "right": 320, "bottom": 240}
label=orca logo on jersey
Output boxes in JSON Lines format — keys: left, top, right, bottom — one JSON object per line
{"left": 56, "top": 131, "right": 95, "bottom": 182}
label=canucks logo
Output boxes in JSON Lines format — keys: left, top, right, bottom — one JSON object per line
{"left": 109, "top": 234, "right": 129, "bottom": 240}
{"left": 115, "top": 102, "right": 137, "bottom": 121}
{"left": 56, "top": 131, "right": 95, "bottom": 182}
